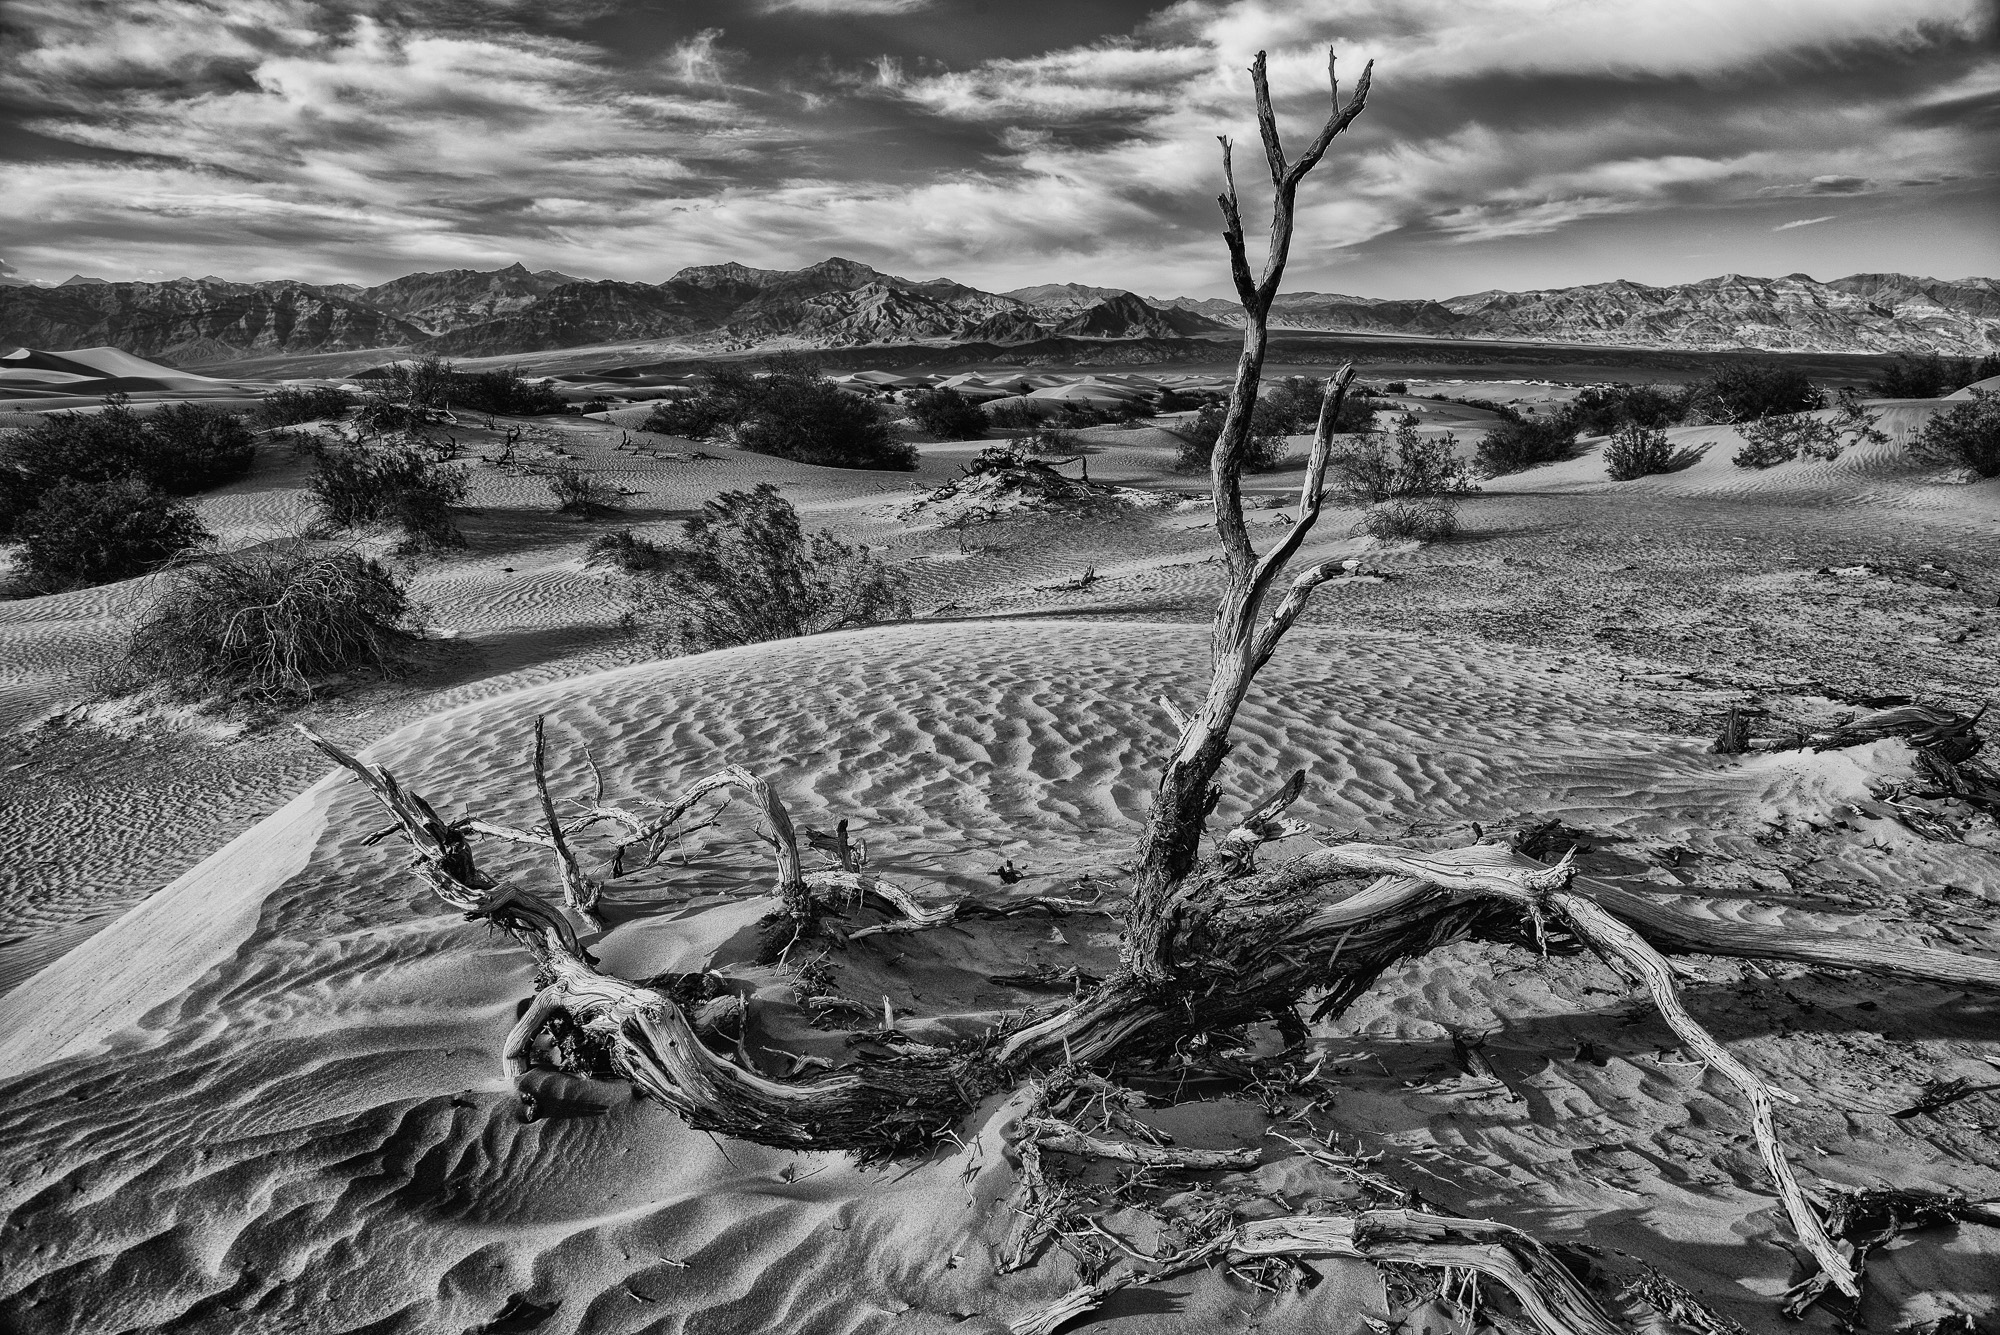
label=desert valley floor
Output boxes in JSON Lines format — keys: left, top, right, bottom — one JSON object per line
{"left": 1, "top": 384, "right": 1997, "bottom": 1334}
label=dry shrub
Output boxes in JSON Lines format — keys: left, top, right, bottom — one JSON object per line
{"left": 614, "top": 483, "right": 907, "bottom": 654}
{"left": 1352, "top": 497, "right": 1459, "bottom": 541}
{"left": 308, "top": 442, "right": 468, "bottom": 551}
{"left": 1327, "top": 424, "right": 1473, "bottom": 503}
{"left": 260, "top": 385, "right": 355, "bottom": 427}
{"left": 585, "top": 528, "right": 670, "bottom": 573}
{"left": 546, "top": 463, "right": 626, "bottom": 516}
{"left": 1474, "top": 416, "right": 1580, "bottom": 476}
{"left": 9, "top": 476, "right": 210, "bottom": 593}
{"left": 1910, "top": 388, "right": 2000, "bottom": 477}
{"left": 1604, "top": 423, "right": 1705, "bottom": 480}
{"left": 126, "top": 541, "right": 417, "bottom": 700}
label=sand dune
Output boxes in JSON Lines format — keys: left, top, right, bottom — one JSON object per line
{"left": 2, "top": 382, "right": 1997, "bottom": 1333}
{"left": 4, "top": 614, "right": 1998, "bottom": 1332}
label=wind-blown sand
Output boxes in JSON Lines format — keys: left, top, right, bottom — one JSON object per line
{"left": 2, "top": 388, "right": 1997, "bottom": 1333}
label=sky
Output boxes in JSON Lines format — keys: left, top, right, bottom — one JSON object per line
{"left": 0, "top": 0, "right": 1994, "bottom": 300}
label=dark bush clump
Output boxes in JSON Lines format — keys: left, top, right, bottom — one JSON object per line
{"left": 1, "top": 397, "right": 255, "bottom": 535}
{"left": 125, "top": 542, "right": 416, "bottom": 700}
{"left": 1328, "top": 424, "right": 1474, "bottom": 504}
{"left": 1155, "top": 388, "right": 1215, "bottom": 414}
{"left": 1873, "top": 353, "right": 2000, "bottom": 399}
{"left": 614, "top": 483, "right": 908, "bottom": 653}
{"left": 639, "top": 391, "right": 733, "bottom": 438}
{"left": 985, "top": 400, "right": 1045, "bottom": 431}
{"left": 1170, "top": 400, "right": 1292, "bottom": 474}
{"left": 547, "top": 463, "right": 626, "bottom": 516}
{"left": 637, "top": 357, "right": 915, "bottom": 470}
{"left": 1474, "top": 416, "right": 1581, "bottom": 476}
{"left": 585, "top": 528, "right": 671, "bottom": 574}
{"left": 907, "top": 387, "right": 989, "bottom": 440}
{"left": 1910, "top": 389, "right": 2000, "bottom": 476}
{"left": 308, "top": 443, "right": 469, "bottom": 550}
{"left": 11, "top": 477, "right": 210, "bottom": 592}
{"left": 140, "top": 403, "right": 258, "bottom": 493}
{"left": 1561, "top": 383, "right": 1689, "bottom": 436}
{"left": 449, "top": 368, "right": 567, "bottom": 417}
{"left": 1685, "top": 362, "right": 1823, "bottom": 423}
{"left": 1604, "top": 423, "right": 1705, "bottom": 480}
{"left": 260, "top": 385, "right": 355, "bottom": 427}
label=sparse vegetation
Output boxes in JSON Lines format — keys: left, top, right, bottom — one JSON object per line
{"left": 1561, "top": 382, "right": 1690, "bottom": 436}
{"left": 1327, "top": 422, "right": 1474, "bottom": 504}
{"left": 9, "top": 476, "right": 211, "bottom": 592}
{"left": 906, "top": 387, "right": 989, "bottom": 440}
{"left": 259, "top": 385, "right": 356, "bottom": 427}
{"left": 307, "top": 442, "right": 469, "bottom": 551}
{"left": 1873, "top": 352, "right": 2000, "bottom": 399}
{"left": 1605, "top": 422, "right": 1704, "bottom": 479}
{"left": 357, "top": 357, "right": 565, "bottom": 432}
{"left": 584, "top": 528, "right": 671, "bottom": 574}
{"left": 1910, "top": 388, "right": 2000, "bottom": 476}
{"left": 0, "top": 397, "right": 255, "bottom": 536}
{"left": 613, "top": 483, "right": 907, "bottom": 653}
{"left": 125, "top": 541, "right": 417, "bottom": 700}
{"left": 1474, "top": 415, "right": 1581, "bottom": 476}
{"left": 546, "top": 463, "right": 626, "bottom": 516}
{"left": 1170, "top": 398, "right": 1293, "bottom": 473}
{"left": 1731, "top": 392, "right": 1887, "bottom": 469}
{"left": 1684, "top": 361, "right": 1823, "bottom": 424}
{"left": 1353, "top": 496, "right": 1459, "bottom": 541}
{"left": 637, "top": 358, "right": 916, "bottom": 470}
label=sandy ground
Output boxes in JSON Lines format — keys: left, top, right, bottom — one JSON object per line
{"left": 1, "top": 389, "right": 1997, "bottom": 1334}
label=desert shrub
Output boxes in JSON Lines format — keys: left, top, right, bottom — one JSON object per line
{"left": 1327, "top": 424, "right": 1474, "bottom": 503}
{"left": 1910, "top": 389, "right": 2000, "bottom": 476}
{"left": 1021, "top": 427, "right": 1083, "bottom": 458}
{"left": 1170, "top": 400, "right": 1292, "bottom": 474}
{"left": 640, "top": 358, "right": 914, "bottom": 470}
{"left": 907, "top": 388, "right": 989, "bottom": 440}
{"left": 1475, "top": 417, "right": 1581, "bottom": 476}
{"left": 985, "top": 400, "right": 1045, "bottom": 431}
{"left": 1353, "top": 497, "right": 1459, "bottom": 541}
{"left": 10, "top": 477, "right": 210, "bottom": 592}
{"left": 140, "top": 403, "right": 257, "bottom": 493}
{"left": 1873, "top": 353, "right": 2000, "bottom": 399}
{"left": 308, "top": 443, "right": 469, "bottom": 550}
{"left": 1155, "top": 389, "right": 1214, "bottom": 414}
{"left": 449, "top": 368, "right": 567, "bottom": 417}
{"left": 125, "top": 541, "right": 416, "bottom": 700}
{"left": 260, "top": 385, "right": 355, "bottom": 427}
{"left": 1, "top": 397, "right": 255, "bottom": 535}
{"left": 639, "top": 392, "right": 733, "bottom": 438}
{"left": 1604, "top": 423, "right": 1705, "bottom": 480}
{"left": 1730, "top": 391, "right": 1888, "bottom": 469}
{"left": 1562, "top": 383, "right": 1690, "bottom": 436}
{"left": 584, "top": 528, "right": 671, "bottom": 573}
{"left": 615, "top": 483, "right": 908, "bottom": 653}
{"left": 1383, "top": 381, "right": 1408, "bottom": 394}
{"left": 1685, "top": 362, "right": 1823, "bottom": 424}
{"left": 546, "top": 463, "right": 626, "bottom": 516}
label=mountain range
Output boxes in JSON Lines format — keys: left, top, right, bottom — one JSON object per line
{"left": 1, "top": 259, "right": 1993, "bottom": 365}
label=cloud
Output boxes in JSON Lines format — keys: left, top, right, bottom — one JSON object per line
{"left": 1774, "top": 215, "right": 1836, "bottom": 230}
{"left": 754, "top": 0, "right": 935, "bottom": 12}
{"left": 0, "top": 0, "right": 1992, "bottom": 294}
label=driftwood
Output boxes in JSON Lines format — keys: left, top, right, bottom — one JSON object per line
{"left": 294, "top": 44, "right": 2000, "bottom": 1332}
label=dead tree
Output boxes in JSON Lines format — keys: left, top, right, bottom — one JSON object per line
{"left": 301, "top": 48, "right": 2000, "bottom": 1332}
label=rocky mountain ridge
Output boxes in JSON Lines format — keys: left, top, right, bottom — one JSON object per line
{"left": 1, "top": 258, "right": 1992, "bottom": 363}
